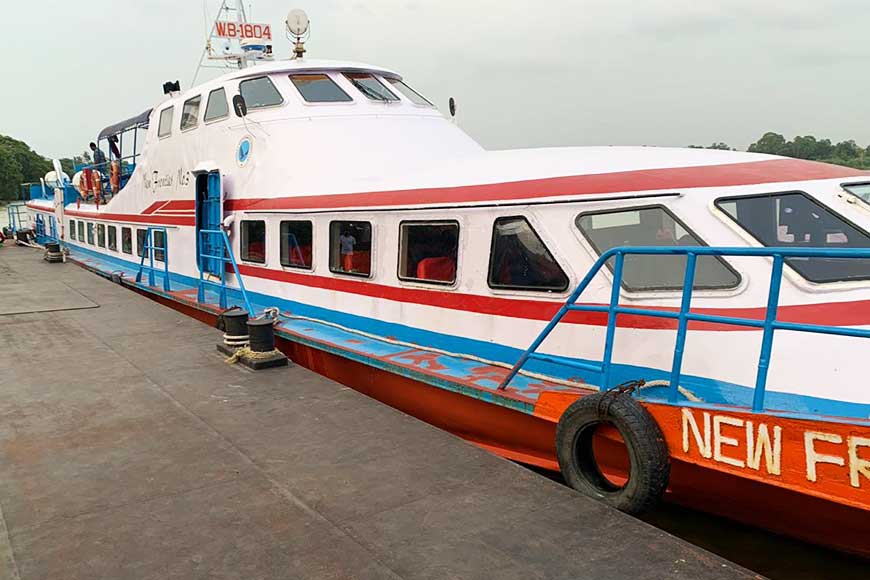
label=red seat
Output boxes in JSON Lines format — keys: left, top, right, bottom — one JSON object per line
{"left": 352, "top": 251, "right": 371, "bottom": 274}
{"left": 416, "top": 256, "right": 455, "bottom": 282}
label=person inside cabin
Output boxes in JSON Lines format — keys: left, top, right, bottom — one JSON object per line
{"left": 339, "top": 229, "right": 356, "bottom": 272}
{"left": 90, "top": 142, "right": 107, "bottom": 175}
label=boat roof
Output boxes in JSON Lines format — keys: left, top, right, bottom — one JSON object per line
{"left": 97, "top": 108, "right": 152, "bottom": 141}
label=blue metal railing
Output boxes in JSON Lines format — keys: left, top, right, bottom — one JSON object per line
{"left": 497, "top": 246, "right": 870, "bottom": 412}
{"left": 196, "top": 228, "right": 253, "bottom": 314}
{"left": 135, "top": 226, "right": 170, "bottom": 292}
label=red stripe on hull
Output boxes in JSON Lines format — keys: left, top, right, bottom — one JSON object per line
{"left": 226, "top": 159, "right": 866, "bottom": 212}
{"left": 65, "top": 209, "right": 194, "bottom": 227}
{"left": 237, "top": 263, "right": 870, "bottom": 330}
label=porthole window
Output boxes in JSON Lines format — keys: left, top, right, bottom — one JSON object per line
{"left": 240, "top": 220, "right": 266, "bottom": 263}
{"left": 398, "top": 221, "right": 459, "bottom": 285}
{"left": 280, "top": 220, "right": 313, "bottom": 269}
{"left": 716, "top": 192, "right": 870, "bottom": 283}
{"left": 329, "top": 221, "right": 372, "bottom": 277}
{"left": 576, "top": 206, "right": 740, "bottom": 291}
{"left": 489, "top": 216, "right": 568, "bottom": 292}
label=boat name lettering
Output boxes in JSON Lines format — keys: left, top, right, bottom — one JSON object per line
{"left": 681, "top": 408, "right": 870, "bottom": 488}
{"left": 144, "top": 169, "right": 190, "bottom": 190}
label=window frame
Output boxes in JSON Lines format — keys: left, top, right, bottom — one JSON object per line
{"left": 204, "top": 87, "right": 229, "bottom": 124}
{"left": 153, "top": 229, "right": 166, "bottom": 262}
{"left": 157, "top": 106, "right": 174, "bottom": 139}
{"left": 288, "top": 73, "right": 353, "bottom": 104}
{"left": 279, "top": 219, "right": 314, "bottom": 270}
{"left": 77, "top": 221, "right": 84, "bottom": 241}
{"left": 121, "top": 226, "right": 132, "bottom": 254}
{"left": 841, "top": 181, "right": 870, "bottom": 208}
{"left": 397, "top": 219, "right": 460, "bottom": 286}
{"left": 86, "top": 222, "right": 95, "bottom": 245}
{"left": 343, "top": 73, "right": 400, "bottom": 102}
{"left": 180, "top": 95, "right": 202, "bottom": 132}
{"left": 107, "top": 225, "right": 117, "bottom": 251}
{"left": 136, "top": 229, "right": 146, "bottom": 257}
{"left": 69, "top": 219, "right": 76, "bottom": 241}
{"left": 384, "top": 77, "right": 433, "bottom": 107}
{"left": 487, "top": 215, "right": 570, "bottom": 293}
{"left": 713, "top": 191, "right": 870, "bottom": 284}
{"left": 96, "top": 223, "right": 106, "bottom": 248}
{"left": 240, "top": 219, "right": 267, "bottom": 264}
{"left": 329, "top": 220, "right": 374, "bottom": 279}
{"left": 239, "top": 76, "right": 285, "bottom": 111}
{"left": 575, "top": 204, "right": 742, "bottom": 293}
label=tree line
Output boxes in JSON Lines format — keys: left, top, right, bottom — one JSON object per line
{"left": 691, "top": 132, "right": 870, "bottom": 169}
{"left": 0, "top": 134, "right": 90, "bottom": 201}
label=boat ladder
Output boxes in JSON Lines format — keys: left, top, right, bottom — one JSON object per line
{"left": 498, "top": 245, "right": 870, "bottom": 412}
{"left": 135, "top": 226, "right": 171, "bottom": 292}
{"left": 196, "top": 228, "right": 253, "bottom": 314}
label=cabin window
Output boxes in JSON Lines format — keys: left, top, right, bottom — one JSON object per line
{"left": 108, "top": 225, "right": 117, "bottom": 251}
{"left": 489, "top": 217, "right": 568, "bottom": 292}
{"left": 385, "top": 78, "right": 432, "bottom": 106}
{"left": 86, "top": 223, "right": 95, "bottom": 245}
{"left": 96, "top": 224, "right": 106, "bottom": 248}
{"left": 204, "top": 87, "right": 229, "bottom": 122}
{"left": 240, "top": 220, "right": 266, "bottom": 263}
{"left": 576, "top": 206, "right": 741, "bottom": 291}
{"left": 157, "top": 107, "right": 174, "bottom": 138}
{"left": 153, "top": 230, "right": 166, "bottom": 262}
{"left": 180, "top": 95, "right": 201, "bottom": 131}
{"left": 344, "top": 73, "right": 399, "bottom": 102}
{"left": 398, "top": 221, "right": 459, "bottom": 285}
{"left": 280, "top": 220, "right": 313, "bottom": 269}
{"left": 122, "top": 227, "right": 132, "bottom": 254}
{"left": 239, "top": 76, "right": 283, "bottom": 110}
{"left": 716, "top": 192, "right": 870, "bottom": 283}
{"left": 289, "top": 74, "right": 352, "bottom": 103}
{"left": 69, "top": 220, "right": 76, "bottom": 241}
{"left": 136, "top": 229, "right": 146, "bottom": 256}
{"left": 843, "top": 183, "right": 870, "bottom": 205}
{"left": 77, "top": 221, "right": 84, "bottom": 241}
{"left": 329, "top": 221, "right": 372, "bottom": 277}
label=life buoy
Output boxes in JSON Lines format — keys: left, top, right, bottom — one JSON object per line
{"left": 555, "top": 391, "right": 670, "bottom": 514}
{"left": 110, "top": 161, "right": 120, "bottom": 193}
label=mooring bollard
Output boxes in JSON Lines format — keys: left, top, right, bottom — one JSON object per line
{"left": 44, "top": 242, "right": 64, "bottom": 263}
{"left": 223, "top": 309, "right": 250, "bottom": 349}
{"left": 247, "top": 318, "right": 275, "bottom": 352}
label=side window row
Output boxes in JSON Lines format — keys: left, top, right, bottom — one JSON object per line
{"left": 68, "top": 220, "right": 163, "bottom": 262}
{"left": 238, "top": 217, "right": 568, "bottom": 292}
{"left": 158, "top": 73, "right": 433, "bottom": 138}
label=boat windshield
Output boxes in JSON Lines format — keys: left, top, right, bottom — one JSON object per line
{"left": 344, "top": 73, "right": 398, "bottom": 102}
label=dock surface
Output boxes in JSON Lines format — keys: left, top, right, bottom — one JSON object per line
{"left": 0, "top": 245, "right": 755, "bottom": 580}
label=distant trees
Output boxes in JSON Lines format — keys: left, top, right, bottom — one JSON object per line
{"left": 688, "top": 142, "right": 735, "bottom": 151}
{"left": 0, "top": 135, "right": 52, "bottom": 201}
{"left": 747, "top": 132, "right": 870, "bottom": 169}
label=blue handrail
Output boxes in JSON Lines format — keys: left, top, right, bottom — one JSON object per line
{"left": 196, "top": 228, "right": 253, "bottom": 314}
{"left": 497, "top": 246, "right": 870, "bottom": 412}
{"left": 135, "top": 226, "right": 170, "bottom": 292}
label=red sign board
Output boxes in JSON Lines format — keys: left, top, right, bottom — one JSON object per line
{"left": 215, "top": 21, "right": 272, "bottom": 41}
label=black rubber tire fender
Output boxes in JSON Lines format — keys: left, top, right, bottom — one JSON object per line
{"left": 555, "top": 392, "right": 670, "bottom": 514}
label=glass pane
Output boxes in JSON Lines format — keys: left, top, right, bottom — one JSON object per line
{"left": 122, "top": 227, "right": 132, "bottom": 254}
{"left": 399, "top": 222, "right": 459, "bottom": 284}
{"left": 344, "top": 73, "right": 398, "bottom": 102}
{"left": 843, "top": 183, "right": 870, "bottom": 204}
{"left": 241, "top": 220, "right": 266, "bottom": 263}
{"left": 77, "top": 221, "right": 84, "bottom": 241}
{"left": 181, "top": 96, "right": 201, "bottom": 130}
{"left": 489, "top": 217, "right": 568, "bottom": 291}
{"left": 204, "top": 88, "right": 229, "bottom": 122}
{"left": 158, "top": 107, "right": 173, "bottom": 138}
{"left": 576, "top": 207, "right": 740, "bottom": 291}
{"left": 330, "top": 221, "right": 372, "bottom": 276}
{"left": 280, "top": 221, "right": 313, "bottom": 268}
{"left": 153, "top": 230, "right": 166, "bottom": 262}
{"left": 136, "top": 229, "right": 145, "bottom": 256}
{"left": 385, "top": 78, "right": 432, "bottom": 106}
{"left": 240, "top": 77, "right": 283, "bottom": 109}
{"left": 108, "top": 226, "right": 117, "bottom": 251}
{"left": 87, "top": 223, "right": 94, "bottom": 245}
{"left": 290, "top": 74, "right": 352, "bottom": 103}
{"left": 69, "top": 220, "right": 76, "bottom": 241}
{"left": 716, "top": 193, "right": 870, "bottom": 283}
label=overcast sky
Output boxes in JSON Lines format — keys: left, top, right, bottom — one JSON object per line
{"left": 3, "top": 0, "right": 870, "bottom": 159}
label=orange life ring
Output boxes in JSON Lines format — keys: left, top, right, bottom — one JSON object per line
{"left": 110, "top": 161, "right": 120, "bottom": 193}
